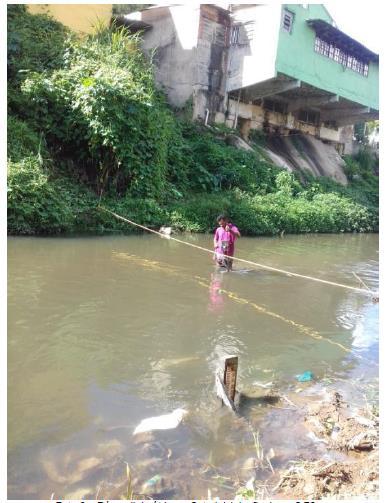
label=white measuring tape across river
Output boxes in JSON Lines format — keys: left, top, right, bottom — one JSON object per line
{"left": 100, "top": 206, "right": 378, "bottom": 298}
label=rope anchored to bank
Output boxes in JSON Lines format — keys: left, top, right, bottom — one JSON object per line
{"left": 99, "top": 206, "right": 378, "bottom": 298}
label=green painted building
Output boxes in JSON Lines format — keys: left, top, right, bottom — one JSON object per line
{"left": 227, "top": 4, "right": 378, "bottom": 142}
{"left": 276, "top": 5, "right": 379, "bottom": 116}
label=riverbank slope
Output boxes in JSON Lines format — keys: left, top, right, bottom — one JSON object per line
{"left": 7, "top": 6, "right": 378, "bottom": 237}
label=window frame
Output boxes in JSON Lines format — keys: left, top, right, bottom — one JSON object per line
{"left": 230, "top": 24, "right": 240, "bottom": 46}
{"left": 282, "top": 9, "right": 294, "bottom": 34}
{"left": 314, "top": 35, "right": 370, "bottom": 77}
{"left": 298, "top": 109, "right": 320, "bottom": 126}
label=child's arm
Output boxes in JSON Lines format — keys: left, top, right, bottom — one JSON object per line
{"left": 213, "top": 229, "right": 219, "bottom": 248}
{"left": 227, "top": 225, "right": 240, "bottom": 238}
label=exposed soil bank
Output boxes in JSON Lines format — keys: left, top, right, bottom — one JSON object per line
{"left": 274, "top": 389, "right": 378, "bottom": 499}
{"left": 264, "top": 134, "right": 348, "bottom": 185}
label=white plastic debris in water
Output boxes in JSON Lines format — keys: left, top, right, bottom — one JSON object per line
{"left": 306, "top": 431, "right": 329, "bottom": 444}
{"left": 245, "top": 477, "right": 255, "bottom": 492}
{"left": 352, "top": 414, "right": 376, "bottom": 428}
{"left": 133, "top": 408, "right": 188, "bottom": 435}
{"left": 159, "top": 226, "right": 172, "bottom": 238}
{"left": 253, "top": 381, "right": 274, "bottom": 388}
{"left": 331, "top": 425, "right": 341, "bottom": 441}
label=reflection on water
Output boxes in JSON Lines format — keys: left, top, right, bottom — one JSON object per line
{"left": 351, "top": 303, "right": 379, "bottom": 350}
{"left": 208, "top": 273, "right": 225, "bottom": 313}
{"left": 8, "top": 233, "right": 378, "bottom": 498}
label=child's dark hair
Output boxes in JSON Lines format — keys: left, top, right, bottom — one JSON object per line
{"left": 217, "top": 214, "right": 228, "bottom": 222}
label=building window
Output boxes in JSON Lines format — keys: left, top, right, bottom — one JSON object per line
{"left": 230, "top": 25, "right": 240, "bottom": 45}
{"left": 298, "top": 109, "right": 320, "bottom": 125}
{"left": 230, "top": 21, "right": 255, "bottom": 46}
{"left": 314, "top": 36, "right": 369, "bottom": 76}
{"left": 263, "top": 99, "right": 288, "bottom": 114}
{"left": 282, "top": 9, "right": 294, "bottom": 33}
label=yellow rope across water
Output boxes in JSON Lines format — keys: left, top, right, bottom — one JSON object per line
{"left": 101, "top": 207, "right": 376, "bottom": 297}
{"left": 113, "top": 252, "right": 352, "bottom": 354}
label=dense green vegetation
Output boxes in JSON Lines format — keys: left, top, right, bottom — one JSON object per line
{"left": 7, "top": 6, "right": 378, "bottom": 236}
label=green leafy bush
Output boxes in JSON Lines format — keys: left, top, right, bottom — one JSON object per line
{"left": 180, "top": 122, "right": 281, "bottom": 194}
{"left": 7, "top": 116, "right": 47, "bottom": 162}
{"left": 7, "top": 5, "right": 70, "bottom": 117}
{"left": 21, "top": 25, "right": 180, "bottom": 199}
{"left": 168, "top": 193, "right": 232, "bottom": 232}
{"left": 7, "top": 156, "right": 97, "bottom": 235}
{"left": 7, "top": 5, "right": 69, "bottom": 80}
{"left": 7, "top": 156, "right": 75, "bottom": 234}
{"left": 164, "top": 190, "right": 377, "bottom": 236}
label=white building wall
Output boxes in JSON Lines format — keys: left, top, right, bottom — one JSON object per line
{"left": 227, "top": 5, "right": 281, "bottom": 92}
{"left": 129, "top": 6, "right": 200, "bottom": 107}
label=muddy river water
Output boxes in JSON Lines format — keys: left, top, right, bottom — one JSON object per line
{"left": 8, "top": 233, "right": 378, "bottom": 499}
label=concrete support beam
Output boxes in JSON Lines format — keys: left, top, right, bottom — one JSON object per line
{"left": 321, "top": 107, "right": 370, "bottom": 121}
{"left": 245, "top": 79, "right": 301, "bottom": 101}
{"left": 288, "top": 94, "right": 339, "bottom": 113}
{"left": 334, "top": 113, "right": 378, "bottom": 127}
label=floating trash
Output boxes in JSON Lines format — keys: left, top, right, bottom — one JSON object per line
{"left": 252, "top": 381, "right": 274, "bottom": 389}
{"left": 306, "top": 431, "right": 329, "bottom": 445}
{"left": 133, "top": 408, "right": 188, "bottom": 435}
{"left": 296, "top": 371, "right": 314, "bottom": 382}
{"left": 144, "top": 474, "right": 162, "bottom": 487}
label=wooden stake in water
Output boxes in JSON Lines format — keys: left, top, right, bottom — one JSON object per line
{"left": 215, "top": 372, "right": 236, "bottom": 411}
{"left": 224, "top": 356, "right": 238, "bottom": 403}
{"left": 215, "top": 356, "right": 239, "bottom": 412}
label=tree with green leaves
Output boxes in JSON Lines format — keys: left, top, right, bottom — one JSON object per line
{"left": 112, "top": 4, "right": 153, "bottom": 16}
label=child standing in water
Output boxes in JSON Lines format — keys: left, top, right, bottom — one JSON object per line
{"left": 213, "top": 214, "right": 240, "bottom": 270}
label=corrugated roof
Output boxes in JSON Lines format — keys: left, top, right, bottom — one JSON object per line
{"left": 307, "top": 19, "right": 379, "bottom": 62}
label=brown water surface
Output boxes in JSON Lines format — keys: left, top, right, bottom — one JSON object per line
{"left": 7, "top": 233, "right": 378, "bottom": 499}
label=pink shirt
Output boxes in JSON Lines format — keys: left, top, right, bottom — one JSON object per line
{"left": 214, "top": 225, "right": 239, "bottom": 256}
